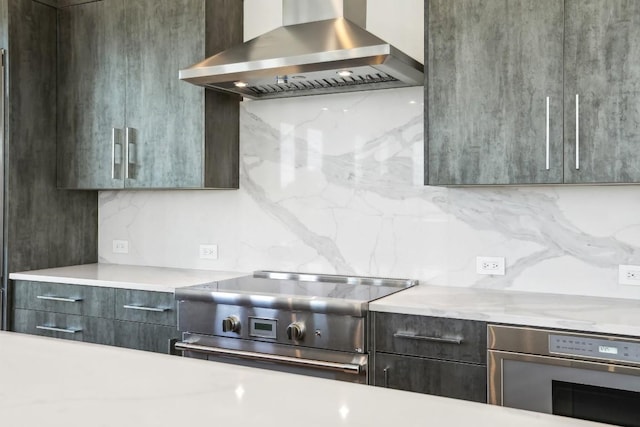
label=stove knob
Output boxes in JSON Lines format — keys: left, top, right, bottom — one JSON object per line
{"left": 286, "top": 322, "right": 305, "bottom": 341}
{"left": 222, "top": 316, "right": 240, "bottom": 333}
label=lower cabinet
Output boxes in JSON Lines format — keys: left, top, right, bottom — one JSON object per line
{"left": 11, "top": 280, "right": 179, "bottom": 355}
{"left": 373, "top": 353, "right": 486, "bottom": 402}
{"left": 114, "top": 321, "right": 180, "bottom": 353}
{"left": 13, "top": 308, "right": 115, "bottom": 345}
{"left": 372, "top": 312, "right": 487, "bottom": 403}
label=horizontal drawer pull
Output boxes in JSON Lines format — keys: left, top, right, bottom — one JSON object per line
{"left": 393, "top": 332, "right": 463, "bottom": 345}
{"left": 37, "top": 295, "right": 82, "bottom": 303}
{"left": 123, "top": 304, "right": 169, "bottom": 313}
{"left": 36, "top": 325, "right": 81, "bottom": 334}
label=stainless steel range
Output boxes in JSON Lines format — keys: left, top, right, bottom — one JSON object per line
{"left": 174, "top": 271, "right": 417, "bottom": 383}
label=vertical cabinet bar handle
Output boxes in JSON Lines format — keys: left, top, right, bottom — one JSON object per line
{"left": 546, "top": 96, "right": 550, "bottom": 170}
{"left": 111, "top": 128, "right": 123, "bottom": 180}
{"left": 125, "top": 127, "right": 136, "bottom": 180}
{"left": 383, "top": 367, "right": 390, "bottom": 387}
{"left": 125, "top": 127, "right": 130, "bottom": 179}
{"left": 575, "top": 94, "right": 580, "bottom": 170}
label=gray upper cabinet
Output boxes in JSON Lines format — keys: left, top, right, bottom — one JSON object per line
{"left": 564, "top": 0, "right": 640, "bottom": 184}
{"left": 427, "top": 0, "right": 564, "bottom": 185}
{"left": 58, "top": 0, "right": 126, "bottom": 189}
{"left": 427, "top": 0, "right": 640, "bottom": 186}
{"left": 57, "top": 0, "right": 242, "bottom": 190}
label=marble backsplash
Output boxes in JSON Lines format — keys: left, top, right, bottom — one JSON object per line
{"left": 99, "top": 86, "right": 640, "bottom": 299}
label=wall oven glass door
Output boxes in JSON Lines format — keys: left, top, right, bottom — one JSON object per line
{"left": 489, "top": 351, "right": 640, "bottom": 426}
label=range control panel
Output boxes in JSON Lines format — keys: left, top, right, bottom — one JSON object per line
{"left": 550, "top": 334, "right": 640, "bottom": 364}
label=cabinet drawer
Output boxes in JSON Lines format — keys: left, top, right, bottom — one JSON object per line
{"left": 13, "top": 309, "right": 114, "bottom": 345}
{"left": 374, "top": 352, "right": 487, "bottom": 403}
{"left": 114, "top": 289, "right": 176, "bottom": 326}
{"left": 114, "top": 320, "right": 180, "bottom": 354}
{"left": 374, "top": 313, "right": 487, "bottom": 364}
{"left": 13, "top": 281, "right": 114, "bottom": 318}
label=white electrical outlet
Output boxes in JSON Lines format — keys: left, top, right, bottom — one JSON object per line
{"left": 112, "top": 240, "right": 129, "bottom": 254}
{"left": 618, "top": 265, "right": 640, "bottom": 286}
{"left": 476, "top": 256, "right": 505, "bottom": 276}
{"left": 199, "top": 244, "right": 218, "bottom": 260}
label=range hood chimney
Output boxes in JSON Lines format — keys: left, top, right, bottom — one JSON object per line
{"left": 179, "top": 0, "right": 424, "bottom": 100}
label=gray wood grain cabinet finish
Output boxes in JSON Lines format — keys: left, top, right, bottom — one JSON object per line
{"left": 114, "top": 321, "right": 180, "bottom": 353}
{"left": 371, "top": 312, "right": 487, "bottom": 403}
{"left": 564, "top": 0, "right": 640, "bottom": 184}
{"left": 13, "top": 308, "right": 115, "bottom": 345}
{"left": 0, "top": 0, "right": 98, "bottom": 330}
{"left": 57, "top": 0, "right": 242, "bottom": 189}
{"left": 11, "top": 281, "right": 179, "bottom": 354}
{"left": 427, "top": 0, "right": 640, "bottom": 185}
{"left": 13, "top": 280, "right": 114, "bottom": 318}
{"left": 374, "top": 353, "right": 487, "bottom": 403}
{"left": 427, "top": 0, "right": 564, "bottom": 185}
{"left": 114, "top": 289, "right": 176, "bottom": 326}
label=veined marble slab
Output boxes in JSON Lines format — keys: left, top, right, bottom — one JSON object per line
{"left": 9, "top": 263, "right": 247, "bottom": 293}
{"left": 99, "top": 85, "right": 640, "bottom": 301}
{"left": 0, "top": 332, "right": 606, "bottom": 427}
{"left": 371, "top": 284, "right": 640, "bottom": 337}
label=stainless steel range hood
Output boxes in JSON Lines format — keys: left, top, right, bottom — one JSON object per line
{"left": 179, "top": 0, "right": 424, "bottom": 100}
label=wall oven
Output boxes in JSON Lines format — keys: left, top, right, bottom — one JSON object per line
{"left": 488, "top": 324, "right": 640, "bottom": 426}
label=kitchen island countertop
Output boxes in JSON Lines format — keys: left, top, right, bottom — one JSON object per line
{"left": 0, "top": 331, "right": 606, "bottom": 427}
{"left": 9, "top": 263, "right": 247, "bottom": 292}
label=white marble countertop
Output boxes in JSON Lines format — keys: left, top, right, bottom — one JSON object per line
{"left": 0, "top": 331, "right": 605, "bottom": 427}
{"left": 371, "top": 284, "right": 640, "bottom": 337}
{"left": 9, "top": 263, "right": 247, "bottom": 292}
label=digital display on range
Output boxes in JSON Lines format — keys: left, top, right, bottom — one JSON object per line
{"left": 250, "top": 317, "right": 277, "bottom": 339}
{"left": 254, "top": 323, "right": 273, "bottom": 332}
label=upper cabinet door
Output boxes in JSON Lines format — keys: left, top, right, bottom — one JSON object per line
{"left": 427, "top": 0, "right": 564, "bottom": 185}
{"left": 57, "top": 0, "right": 126, "bottom": 189}
{"left": 564, "top": 0, "right": 640, "bottom": 184}
{"left": 124, "top": 0, "right": 206, "bottom": 189}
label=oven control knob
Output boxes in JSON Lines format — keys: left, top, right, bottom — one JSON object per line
{"left": 286, "top": 322, "right": 305, "bottom": 341}
{"left": 222, "top": 316, "right": 241, "bottom": 333}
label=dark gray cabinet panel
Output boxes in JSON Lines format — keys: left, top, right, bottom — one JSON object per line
{"left": 57, "top": 0, "right": 241, "bottom": 190}
{"left": 374, "top": 353, "right": 487, "bottom": 403}
{"left": 115, "top": 289, "right": 176, "bottom": 326}
{"left": 57, "top": 0, "right": 126, "bottom": 189}
{"left": 124, "top": 0, "right": 205, "bottom": 188}
{"left": 114, "top": 320, "right": 180, "bottom": 353}
{"left": 374, "top": 312, "right": 486, "bottom": 364}
{"left": 2, "top": 0, "right": 98, "bottom": 331}
{"left": 13, "top": 281, "right": 114, "bottom": 318}
{"left": 14, "top": 309, "right": 115, "bottom": 345}
{"left": 12, "top": 281, "right": 179, "bottom": 355}
{"left": 427, "top": 0, "right": 564, "bottom": 185}
{"left": 372, "top": 312, "right": 487, "bottom": 403}
{"left": 564, "top": 0, "right": 640, "bottom": 183}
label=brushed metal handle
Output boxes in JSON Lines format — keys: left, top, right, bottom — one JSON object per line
{"left": 545, "top": 96, "right": 550, "bottom": 170}
{"left": 383, "top": 367, "right": 390, "bottom": 387}
{"left": 123, "top": 304, "right": 169, "bottom": 313}
{"left": 174, "top": 342, "right": 363, "bottom": 374}
{"left": 37, "top": 295, "right": 82, "bottom": 303}
{"left": 111, "top": 128, "right": 123, "bottom": 179}
{"left": 393, "top": 332, "right": 463, "bottom": 345}
{"left": 125, "top": 127, "right": 136, "bottom": 180}
{"left": 575, "top": 94, "right": 580, "bottom": 170}
{"left": 36, "top": 325, "right": 81, "bottom": 334}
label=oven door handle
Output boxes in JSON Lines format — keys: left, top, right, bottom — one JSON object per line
{"left": 174, "top": 342, "right": 363, "bottom": 375}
